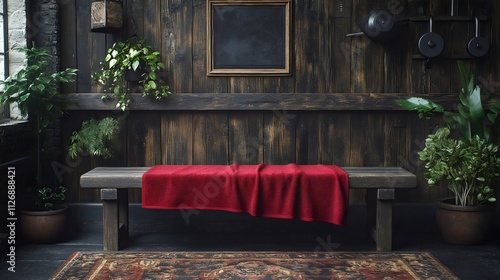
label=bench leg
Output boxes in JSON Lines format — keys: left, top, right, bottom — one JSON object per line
{"left": 375, "top": 189, "right": 394, "bottom": 251}
{"left": 101, "top": 188, "right": 129, "bottom": 251}
{"left": 118, "top": 189, "right": 129, "bottom": 243}
{"left": 366, "top": 189, "right": 377, "bottom": 232}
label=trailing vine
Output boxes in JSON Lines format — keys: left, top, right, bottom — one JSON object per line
{"left": 92, "top": 37, "right": 171, "bottom": 110}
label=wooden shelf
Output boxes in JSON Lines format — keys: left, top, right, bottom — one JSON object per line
{"left": 65, "top": 92, "right": 459, "bottom": 111}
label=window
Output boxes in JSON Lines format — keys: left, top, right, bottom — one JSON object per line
{"left": 0, "top": 0, "right": 9, "bottom": 124}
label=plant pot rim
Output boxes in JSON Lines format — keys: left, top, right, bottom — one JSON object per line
{"left": 21, "top": 204, "right": 68, "bottom": 216}
{"left": 437, "top": 197, "right": 494, "bottom": 212}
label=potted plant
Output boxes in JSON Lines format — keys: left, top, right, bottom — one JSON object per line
{"left": 418, "top": 127, "right": 499, "bottom": 244}
{"left": 92, "top": 36, "right": 171, "bottom": 110}
{"left": 19, "top": 186, "right": 68, "bottom": 243}
{"left": 398, "top": 60, "right": 500, "bottom": 244}
{"left": 0, "top": 47, "right": 78, "bottom": 243}
{"left": 68, "top": 116, "right": 120, "bottom": 160}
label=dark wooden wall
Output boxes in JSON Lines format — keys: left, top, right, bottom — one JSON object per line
{"left": 58, "top": 0, "right": 499, "bottom": 204}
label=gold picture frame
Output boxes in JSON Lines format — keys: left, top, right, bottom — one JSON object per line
{"left": 207, "top": 0, "right": 292, "bottom": 76}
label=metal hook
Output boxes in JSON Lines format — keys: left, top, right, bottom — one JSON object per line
{"left": 475, "top": 16, "right": 479, "bottom": 37}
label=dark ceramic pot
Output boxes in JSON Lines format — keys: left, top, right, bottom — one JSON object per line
{"left": 436, "top": 197, "right": 494, "bottom": 245}
{"left": 125, "top": 63, "right": 145, "bottom": 82}
{"left": 20, "top": 205, "right": 68, "bottom": 243}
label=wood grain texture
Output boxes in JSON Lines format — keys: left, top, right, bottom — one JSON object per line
{"left": 163, "top": 0, "right": 194, "bottom": 93}
{"left": 263, "top": 111, "right": 296, "bottom": 164}
{"left": 318, "top": 111, "right": 351, "bottom": 165}
{"left": 162, "top": 112, "right": 193, "bottom": 165}
{"left": 192, "top": 0, "right": 228, "bottom": 93}
{"left": 296, "top": 112, "right": 320, "bottom": 164}
{"left": 193, "top": 112, "right": 229, "bottom": 164}
{"left": 229, "top": 112, "right": 264, "bottom": 164}
{"left": 127, "top": 111, "right": 162, "bottom": 167}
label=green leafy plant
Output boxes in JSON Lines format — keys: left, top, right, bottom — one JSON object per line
{"left": 0, "top": 47, "right": 77, "bottom": 211}
{"left": 397, "top": 60, "right": 500, "bottom": 143}
{"left": 92, "top": 37, "right": 171, "bottom": 110}
{"left": 418, "top": 127, "right": 500, "bottom": 206}
{"left": 398, "top": 61, "right": 500, "bottom": 206}
{"left": 0, "top": 47, "right": 78, "bottom": 131}
{"left": 28, "top": 186, "right": 67, "bottom": 211}
{"left": 69, "top": 117, "right": 120, "bottom": 159}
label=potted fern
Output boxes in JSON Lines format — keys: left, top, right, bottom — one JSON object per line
{"left": 398, "top": 61, "right": 500, "bottom": 244}
{"left": 0, "top": 47, "right": 78, "bottom": 243}
{"left": 68, "top": 116, "right": 120, "bottom": 160}
{"left": 92, "top": 37, "right": 171, "bottom": 110}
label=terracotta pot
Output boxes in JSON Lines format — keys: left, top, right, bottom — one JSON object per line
{"left": 20, "top": 205, "right": 68, "bottom": 243}
{"left": 436, "top": 197, "right": 494, "bottom": 245}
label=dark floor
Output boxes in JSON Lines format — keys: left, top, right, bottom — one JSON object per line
{"left": 1, "top": 203, "right": 500, "bottom": 280}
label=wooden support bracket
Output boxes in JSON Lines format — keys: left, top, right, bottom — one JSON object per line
{"left": 377, "top": 188, "right": 395, "bottom": 200}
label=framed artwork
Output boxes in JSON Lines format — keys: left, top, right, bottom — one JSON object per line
{"left": 207, "top": 0, "right": 292, "bottom": 76}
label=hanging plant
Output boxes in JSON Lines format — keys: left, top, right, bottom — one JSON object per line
{"left": 92, "top": 37, "right": 171, "bottom": 110}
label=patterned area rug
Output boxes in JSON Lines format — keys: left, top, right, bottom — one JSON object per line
{"left": 50, "top": 251, "right": 458, "bottom": 279}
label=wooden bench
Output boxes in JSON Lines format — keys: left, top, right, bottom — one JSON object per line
{"left": 80, "top": 166, "right": 416, "bottom": 251}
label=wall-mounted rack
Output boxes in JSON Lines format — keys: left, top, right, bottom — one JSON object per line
{"left": 345, "top": 0, "right": 492, "bottom": 67}
{"left": 408, "top": 15, "right": 488, "bottom": 22}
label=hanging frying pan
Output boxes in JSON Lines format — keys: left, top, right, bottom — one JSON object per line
{"left": 418, "top": 17, "right": 444, "bottom": 58}
{"left": 467, "top": 17, "right": 489, "bottom": 58}
{"left": 356, "top": 9, "right": 397, "bottom": 41}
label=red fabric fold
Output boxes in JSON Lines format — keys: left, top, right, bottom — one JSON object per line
{"left": 142, "top": 164, "right": 349, "bottom": 225}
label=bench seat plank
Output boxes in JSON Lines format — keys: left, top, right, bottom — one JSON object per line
{"left": 81, "top": 166, "right": 416, "bottom": 189}
{"left": 80, "top": 167, "right": 147, "bottom": 189}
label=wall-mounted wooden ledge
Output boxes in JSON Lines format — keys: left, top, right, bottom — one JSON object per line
{"left": 66, "top": 92, "right": 457, "bottom": 111}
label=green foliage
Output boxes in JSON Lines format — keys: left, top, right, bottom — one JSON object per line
{"left": 396, "top": 97, "right": 444, "bottom": 119}
{"left": 92, "top": 37, "right": 171, "bottom": 110}
{"left": 0, "top": 47, "right": 77, "bottom": 210}
{"left": 24, "top": 186, "right": 66, "bottom": 211}
{"left": 418, "top": 127, "right": 500, "bottom": 206}
{"left": 398, "top": 61, "right": 500, "bottom": 206}
{"left": 397, "top": 60, "right": 500, "bottom": 143}
{"left": 69, "top": 117, "right": 120, "bottom": 159}
{"left": 0, "top": 47, "right": 78, "bottom": 131}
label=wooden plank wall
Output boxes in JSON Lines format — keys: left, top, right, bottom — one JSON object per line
{"left": 58, "top": 0, "right": 498, "bottom": 204}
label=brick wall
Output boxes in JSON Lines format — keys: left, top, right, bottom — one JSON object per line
{"left": 27, "top": 0, "right": 59, "bottom": 72}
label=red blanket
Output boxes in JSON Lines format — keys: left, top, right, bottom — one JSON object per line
{"left": 142, "top": 164, "right": 349, "bottom": 225}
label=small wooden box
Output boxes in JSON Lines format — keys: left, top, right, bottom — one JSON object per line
{"left": 91, "top": 0, "right": 123, "bottom": 33}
